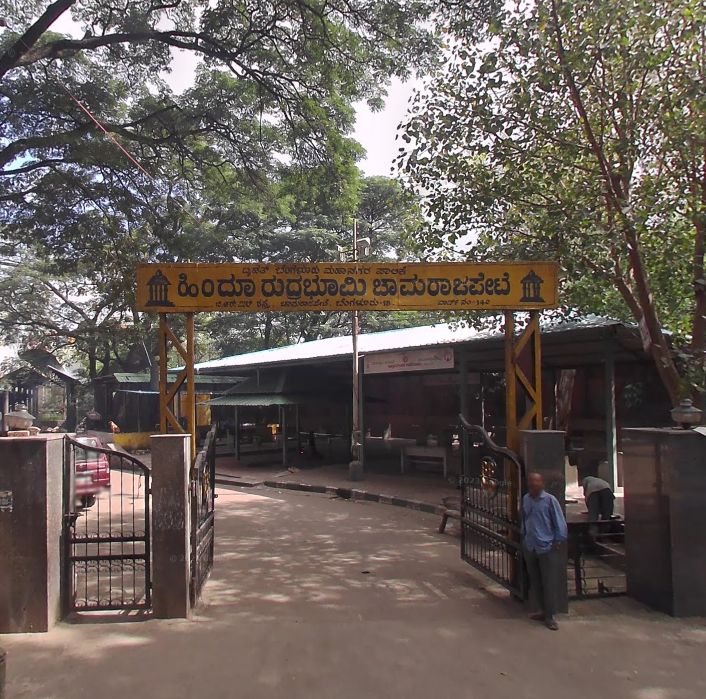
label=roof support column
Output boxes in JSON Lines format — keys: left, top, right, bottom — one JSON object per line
{"left": 281, "top": 405, "right": 287, "bottom": 469}
{"left": 295, "top": 404, "right": 301, "bottom": 455}
{"left": 1, "top": 390, "right": 8, "bottom": 432}
{"left": 234, "top": 406, "right": 240, "bottom": 462}
{"left": 359, "top": 356, "right": 365, "bottom": 469}
{"left": 459, "top": 347, "right": 468, "bottom": 420}
{"left": 604, "top": 333, "right": 619, "bottom": 491}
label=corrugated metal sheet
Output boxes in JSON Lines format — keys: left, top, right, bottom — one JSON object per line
{"left": 193, "top": 323, "right": 480, "bottom": 373}
{"left": 193, "top": 375, "right": 246, "bottom": 385}
{"left": 203, "top": 394, "right": 325, "bottom": 407}
{"left": 112, "top": 373, "right": 245, "bottom": 385}
{"left": 191, "top": 316, "right": 627, "bottom": 374}
{"left": 221, "top": 371, "right": 287, "bottom": 395}
{"left": 112, "top": 373, "right": 150, "bottom": 383}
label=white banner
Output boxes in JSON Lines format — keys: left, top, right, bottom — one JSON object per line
{"left": 364, "top": 348, "right": 455, "bottom": 375}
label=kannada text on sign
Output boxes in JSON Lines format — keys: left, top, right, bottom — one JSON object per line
{"left": 137, "top": 262, "right": 559, "bottom": 313}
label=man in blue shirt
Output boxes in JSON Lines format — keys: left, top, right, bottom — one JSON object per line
{"left": 521, "top": 472, "right": 568, "bottom": 630}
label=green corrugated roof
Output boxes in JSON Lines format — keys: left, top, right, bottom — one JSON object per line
{"left": 194, "top": 375, "right": 246, "bottom": 385}
{"left": 111, "top": 373, "right": 245, "bottom": 385}
{"left": 112, "top": 373, "right": 149, "bottom": 383}
{"left": 203, "top": 394, "right": 312, "bottom": 407}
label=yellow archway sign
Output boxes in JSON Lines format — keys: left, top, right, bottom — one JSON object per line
{"left": 138, "top": 262, "right": 557, "bottom": 313}
{"left": 137, "top": 261, "right": 558, "bottom": 460}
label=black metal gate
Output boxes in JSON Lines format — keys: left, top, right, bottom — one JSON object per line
{"left": 191, "top": 426, "right": 216, "bottom": 605}
{"left": 64, "top": 435, "right": 151, "bottom": 612}
{"left": 459, "top": 415, "right": 526, "bottom": 599}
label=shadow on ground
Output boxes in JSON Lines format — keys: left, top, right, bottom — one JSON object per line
{"left": 2, "top": 488, "right": 706, "bottom": 699}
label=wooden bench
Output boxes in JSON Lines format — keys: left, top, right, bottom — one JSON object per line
{"left": 401, "top": 445, "right": 448, "bottom": 478}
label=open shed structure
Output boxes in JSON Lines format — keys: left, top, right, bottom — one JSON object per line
{"left": 0, "top": 350, "right": 79, "bottom": 431}
{"left": 92, "top": 372, "right": 246, "bottom": 434}
{"left": 204, "top": 365, "right": 379, "bottom": 467}
{"left": 188, "top": 316, "right": 670, "bottom": 488}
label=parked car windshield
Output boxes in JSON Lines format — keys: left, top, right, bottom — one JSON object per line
{"left": 75, "top": 437, "right": 101, "bottom": 463}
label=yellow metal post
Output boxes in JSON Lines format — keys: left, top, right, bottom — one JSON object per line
{"left": 157, "top": 313, "right": 197, "bottom": 463}
{"left": 504, "top": 311, "right": 519, "bottom": 523}
{"left": 532, "top": 311, "right": 543, "bottom": 431}
{"left": 505, "top": 310, "right": 544, "bottom": 520}
{"left": 504, "top": 311, "right": 518, "bottom": 453}
{"left": 159, "top": 314, "right": 169, "bottom": 433}
{"left": 505, "top": 310, "right": 544, "bottom": 453}
{"left": 185, "top": 312, "right": 196, "bottom": 463}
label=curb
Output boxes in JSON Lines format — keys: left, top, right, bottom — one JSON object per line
{"left": 215, "top": 475, "right": 264, "bottom": 489}
{"left": 219, "top": 475, "right": 446, "bottom": 517}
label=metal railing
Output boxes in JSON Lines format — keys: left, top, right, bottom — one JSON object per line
{"left": 567, "top": 519, "right": 626, "bottom": 599}
{"left": 459, "top": 416, "right": 527, "bottom": 599}
{"left": 190, "top": 426, "right": 216, "bottom": 606}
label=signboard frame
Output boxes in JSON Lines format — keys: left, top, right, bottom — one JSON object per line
{"left": 137, "top": 261, "right": 559, "bottom": 314}
{"left": 363, "top": 348, "right": 455, "bottom": 375}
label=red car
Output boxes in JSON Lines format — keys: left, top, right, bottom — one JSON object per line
{"left": 74, "top": 436, "right": 111, "bottom": 508}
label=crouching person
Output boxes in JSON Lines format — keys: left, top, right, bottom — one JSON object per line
{"left": 581, "top": 475, "right": 615, "bottom": 541}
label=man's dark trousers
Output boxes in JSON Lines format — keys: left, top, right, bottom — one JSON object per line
{"left": 587, "top": 489, "right": 614, "bottom": 521}
{"left": 587, "top": 489, "right": 614, "bottom": 539}
{"left": 524, "top": 548, "right": 559, "bottom": 620}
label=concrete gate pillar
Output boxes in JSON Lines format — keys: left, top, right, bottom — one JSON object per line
{"left": 622, "top": 428, "right": 706, "bottom": 616}
{"left": 151, "top": 433, "right": 192, "bottom": 619}
{"left": 520, "top": 430, "right": 569, "bottom": 614}
{"left": 0, "top": 435, "right": 64, "bottom": 633}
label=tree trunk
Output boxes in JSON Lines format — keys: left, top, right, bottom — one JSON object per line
{"left": 87, "top": 346, "right": 98, "bottom": 380}
{"left": 264, "top": 315, "right": 273, "bottom": 349}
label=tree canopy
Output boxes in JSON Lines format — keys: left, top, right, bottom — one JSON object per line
{"left": 0, "top": 1, "right": 441, "bottom": 384}
{"left": 399, "top": 0, "right": 706, "bottom": 405}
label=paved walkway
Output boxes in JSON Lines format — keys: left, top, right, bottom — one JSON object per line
{"left": 3, "top": 487, "right": 704, "bottom": 699}
{"left": 215, "top": 456, "right": 626, "bottom": 519}
{"left": 216, "top": 456, "right": 461, "bottom": 504}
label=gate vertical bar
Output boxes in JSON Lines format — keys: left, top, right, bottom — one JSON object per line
{"left": 143, "top": 453, "right": 152, "bottom": 608}
{"left": 62, "top": 435, "right": 76, "bottom": 618}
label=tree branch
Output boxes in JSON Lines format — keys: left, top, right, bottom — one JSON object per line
{"left": 546, "top": 0, "right": 681, "bottom": 404}
{"left": 0, "top": 0, "right": 77, "bottom": 81}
